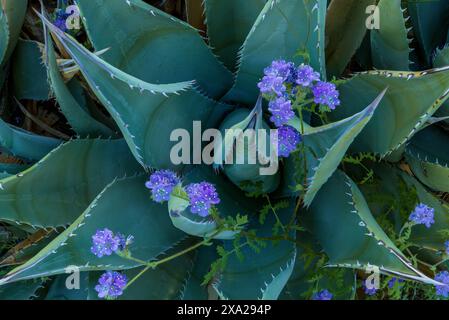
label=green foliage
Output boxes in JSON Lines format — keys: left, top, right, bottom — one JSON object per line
{"left": 1, "top": 0, "right": 449, "bottom": 301}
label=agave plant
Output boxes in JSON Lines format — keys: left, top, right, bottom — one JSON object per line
{"left": 0, "top": 0, "right": 449, "bottom": 300}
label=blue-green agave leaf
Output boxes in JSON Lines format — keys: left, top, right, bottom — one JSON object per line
{"left": 0, "top": 0, "right": 27, "bottom": 65}
{"left": 302, "top": 90, "right": 385, "bottom": 206}
{"left": 12, "top": 39, "right": 50, "bottom": 101}
{"left": 330, "top": 68, "right": 449, "bottom": 157}
{"left": 224, "top": 0, "right": 327, "bottom": 105}
{"left": 40, "top": 15, "right": 232, "bottom": 170}
{"left": 203, "top": 0, "right": 266, "bottom": 72}
{"left": 0, "top": 175, "right": 187, "bottom": 285}
{"left": 325, "top": 0, "right": 376, "bottom": 78}
{"left": 0, "top": 162, "right": 30, "bottom": 175}
{"left": 406, "top": 125, "right": 449, "bottom": 193}
{"left": 279, "top": 90, "right": 385, "bottom": 205}
{"left": 43, "top": 24, "right": 114, "bottom": 137}
{"left": 305, "top": 170, "right": 441, "bottom": 285}
{"left": 0, "top": 117, "right": 61, "bottom": 161}
{"left": 433, "top": 45, "right": 449, "bottom": 121}
{"left": 45, "top": 273, "right": 91, "bottom": 300}
{"left": 75, "top": 0, "right": 233, "bottom": 98}
{"left": 408, "top": 0, "right": 449, "bottom": 66}
{"left": 0, "top": 139, "right": 141, "bottom": 228}
{"left": 370, "top": 0, "right": 411, "bottom": 70}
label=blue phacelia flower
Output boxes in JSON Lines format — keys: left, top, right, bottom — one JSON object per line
{"left": 116, "top": 233, "right": 134, "bottom": 251}
{"left": 91, "top": 228, "right": 122, "bottom": 258}
{"left": 95, "top": 271, "right": 127, "bottom": 299}
{"left": 363, "top": 283, "right": 378, "bottom": 296}
{"left": 258, "top": 75, "right": 286, "bottom": 96}
{"left": 277, "top": 125, "right": 301, "bottom": 158}
{"left": 312, "top": 289, "right": 333, "bottom": 300}
{"left": 435, "top": 271, "right": 449, "bottom": 298}
{"left": 445, "top": 240, "right": 449, "bottom": 255}
{"left": 186, "top": 182, "right": 220, "bottom": 217}
{"left": 388, "top": 277, "right": 405, "bottom": 289}
{"left": 268, "top": 96, "right": 294, "bottom": 127}
{"left": 409, "top": 203, "right": 435, "bottom": 228}
{"left": 145, "top": 169, "right": 180, "bottom": 203}
{"left": 264, "top": 60, "right": 296, "bottom": 82}
{"left": 54, "top": 9, "right": 70, "bottom": 32}
{"left": 296, "top": 64, "right": 320, "bottom": 87}
{"left": 312, "top": 81, "right": 341, "bottom": 110}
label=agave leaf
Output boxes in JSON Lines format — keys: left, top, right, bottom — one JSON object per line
{"left": 278, "top": 90, "right": 385, "bottom": 205}
{"left": 304, "top": 170, "right": 440, "bottom": 285}
{"left": 0, "top": 175, "right": 188, "bottom": 285}
{"left": 44, "top": 273, "right": 92, "bottom": 300}
{"left": 0, "top": 162, "right": 30, "bottom": 174}
{"left": 433, "top": 46, "right": 449, "bottom": 121}
{"left": 0, "top": 139, "right": 141, "bottom": 228}
{"left": 434, "top": 45, "right": 449, "bottom": 68}
{"left": 405, "top": 125, "right": 449, "bottom": 193}
{"left": 325, "top": 0, "right": 376, "bottom": 78}
{"left": 408, "top": 0, "right": 449, "bottom": 66}
{"left": 203, "top": 0, "right": 266, "bottom": 72}
{"left": 0, "top": 278, "right": 44, "bottom": 300}
{"left": 215, "top": 100, "right": 281, "bottom": 194}
{"left": 40, "top": 14, "right": 232, "bottom": 170}
{"left": 370, "top": 0, "right": 410, "bottom": 71}
{"left": 224, "top": 0, "right": 327, "bottom": 105}
{"left": 43, "top": 24, "right": 114, "bottom": 137}
{"left": 0, "top": 117, "right": 61, "bottom": 161}
{"left": 330, "top": 68, "right": 449, "bottom": 157}
{"left": 0, "top": 0, "right": 27, "bottom": 65}
{"left": 213, "top": 200, "right": 296, "bottom": 300}
{"left": 75, "top": 0, "right": 232, "bottom": 98}
{"left": 12, "top": 39, "right": 50, "bottom": 101}
{"left": 168, "top": 166, "right": 256, "bottom": 240}
{"left": 0, "top": 172, "right": 10, "bottom": 179}
{"left": 303, "top": 90, "right": 385, "bottom": 206}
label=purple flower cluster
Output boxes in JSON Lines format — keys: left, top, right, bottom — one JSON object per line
{"left": 54, "top": 9, "right": 70, "bottom": 32}
{"left": 311, "top": 81, "right": 340, "bottom": 110}
{"left": 95, "top": 271, "right": 127, "bottom": 299}
{"left": 409, "top": 203, "right": 435, "bottom": 228}
{"left": 296, "top": 64, "right": 320, "bottom": 87}
{"left": 268, "top": 97, "right": 294, "bottom": 127}
{"left": 363, "top": 283, "right": 378, "bottom": 296}
{"left": 259, "top": 60, "right": 340, "bottom": 138}
{"left": 435, "top": 271, "right": 449, "bottom": 298}
{"left": 258, "top": 60, "right": 296, "bottom": 95}
{"left": 91, "top": 228, "right": 130, "bottom": 258}
{"left": 186, "top": 182, "right": 221, "bottom": 217}
{"left": 145, "top": 170, "right": 180, "bottom": 203}
{"left": 277, "top": 126, "right": 302, "bottom": 158}
{"left": 312, "top": 289, "right": 333, "bottom": 300}
{"left": 146, "top": 170, "right": 221, "bottom": 217}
